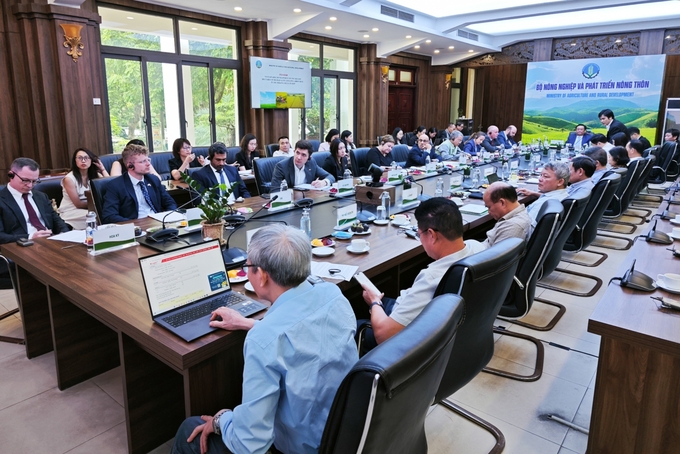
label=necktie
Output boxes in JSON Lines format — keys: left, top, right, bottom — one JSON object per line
{"left": 22, "top": 193, "right": 46, "bottom": 231}
{"left": 219, "top": 170, "right": 226, "bottom": 196}
{"left": 138, "top": 181, "right": 157, "bottom": 213}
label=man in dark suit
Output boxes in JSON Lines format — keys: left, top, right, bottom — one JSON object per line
{"left": 270, "top": 140, "right": 334, "bottom": 190}
{"left": 481, "top": 125, "right": 501, "bottom": 153}
{"left": 0, "top": 157, "right": 69, "bottom": 244}
{"left": 598, "top": 109, "right": 627, "bottom": 141}
{"left": 191, "top": 142, "right": 251, "bottom": 200}
{"left": 628, "top": 127, "right": 652, "bottom": 150}
{"left": 566, "top": 124, "right": 594, "bottom": 149}
{"left": 497, "top": 125, "right": 518, "bottom": 149}
{"left": 101, "top": 144, "right": 177, "bottom": 224}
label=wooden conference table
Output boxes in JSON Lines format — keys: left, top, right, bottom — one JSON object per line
{"left": 2, "top": 161, "right": 532, "bottom": 453}
{"left": 587, "top": 198, "right": 680, "bottom": 453}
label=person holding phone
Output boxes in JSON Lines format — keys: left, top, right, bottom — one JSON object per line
{"left": 169, "top": 138, "right": 205, "bottom": 180}
{"left": 58, "top": 148, "right": 108, "bottom": 229}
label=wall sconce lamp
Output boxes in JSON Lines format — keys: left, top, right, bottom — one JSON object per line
{"left": 381, "top": 65, "right": 389, "bottom": 84}
{"left": 59, "top": 24, "right": 84, "bottom": 62}
{"left": 445, "top": 74, "right": 452, "bottom": 90}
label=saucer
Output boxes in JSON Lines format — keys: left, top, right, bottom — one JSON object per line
{"left": 347, "top": 246, "right": 370, "bottom": 254}
{"left": 656, "top": 280, "right": 680, "bottom": 294}
{"left": 671, "top": 219, "right": 680, "bottom": 225}
{"left": 312, "top": 247, "right": 334, "bottom": 257}
{"left": 244, "top": 282, "right": 255, "bottom": 292}
{"left": 373, "top": 219, "right": 390, "bottom": 225}
{"left": 391, "top": 221, "right": 410, "bottom": 227}
{"left": 352, "top": 229, "right": 372, "bottom": 235}
{"left": 670, "top": 232, "right": 680, "bottom": 240}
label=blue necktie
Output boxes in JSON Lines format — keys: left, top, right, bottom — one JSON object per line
{"left": 219, "top": 170, "right": 226, "bottom": 196}
{"left": 138, "top": 181, "right": 156, "bottom": 213}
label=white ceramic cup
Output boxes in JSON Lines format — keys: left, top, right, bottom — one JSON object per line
{"left": 657, "top": 273, "right": 680, "bottom": 290}
{"left": 351, "top": 239, "right": 369, "bottom": 251}
{"left": 392, "top": 214, "right": 408, "bottom": 225}
{"left": 673, "top": 227, "right": 680, "bottom": 237}
{"left": 675, "top": 214, "right": 680, "bottom": 222}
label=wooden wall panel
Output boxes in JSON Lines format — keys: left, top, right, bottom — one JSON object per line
{"left": 0, "top": 0, "right": 19, "bottom": 179}
{"left": 472, "top": 64, "right": 528, "bottom": 140}
{"left": 357, "top": 44, "right": 388, "bottom": 147}
{"left": 659, "top": 55, "right": 680, "bottom": 144}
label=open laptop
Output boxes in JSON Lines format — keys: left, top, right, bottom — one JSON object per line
{"left": 139, "top": 239, "right": 267, "bottom": 342}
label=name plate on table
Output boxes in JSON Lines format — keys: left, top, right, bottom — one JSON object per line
{"left": 510, "top": 160, "right": 519, "bottom": 169}
{"left": 388, "top": 169, "right": 404, "bottom": 184}
{"left": 534, "top": 154, "right": 542, "bottom": 163}
{"left": 483, "top": 167, "right": 494, "bottom": 177}
{"left": 269, "top": 189, "right": 293, "bottom": 211}
{"left": 400, "top": 187, "right": 419, "bottom": 208}
{"left": 91, "top": 224, "right": 137, "bottom": 256}
{"left": 426, "top": 162, "right": 437, "bottom": 174}
{"left": 185, "top": 207, "right": 202, "bottom": 226}
{"left": 335, "top": 203, "right": 357, "bottom": 230}
{"left": 449, "top": 174, "right": 463, "bottom": 191}
{"left": 336, "top": 178, "right": 354, "bottom": 194}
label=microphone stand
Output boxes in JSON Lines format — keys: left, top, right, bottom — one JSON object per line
{"left": 148, "top": 189, "right": 203, "bottom": 243}
{"left": 222, "top": 195, "right": 280, "bottom": 268}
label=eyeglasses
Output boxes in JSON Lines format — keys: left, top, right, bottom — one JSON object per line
{"left": 76, "top": 156, "right": 91, "bottom": 162}
{"left": 418, "top": 139, "right": 429, "bottom": 143}
{"left": 182, "top": 145, "right": 192, "bottom": 150}
{"left": 134, "top": 159, "right": 151, "bottom": 165}
{"left": 12, "top": 174, "right": 41, "bottom": 185}
{"left": 242, "top": 263, "right": 259, "bottom": 270}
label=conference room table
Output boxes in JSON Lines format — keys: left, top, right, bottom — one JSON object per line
{"left": 587, "top": 199, "right": 680, "bottom": 453}
{"left": 1, "top": 158, "right": 537, "bottom": 453}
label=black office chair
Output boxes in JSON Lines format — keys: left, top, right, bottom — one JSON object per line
{"left": 309, "top": 139, "right": 321, "bottom": 152}
{"left": 391, "top": 144, "right": 409, "bottom": 167}
{"left": 648, "top": 142, "right": 678, "bottom": 184}
{"left": 33, "top": 176, "right": 65, "bottom": 210}
{"left": 491, "top": 199, "right": 564, "bottom": 380}
{"left": 623, "top": 155, "right": 656, "bottom": 220}
{"left": 319, "top": 294, "right": 465, "bottom": 454}
{"left": 350, "top": 148, "right": 370, "bottom": 176}
{"left": 0, "top": 254, "right": 23, "bottom": 345}
{"left": 226, "top": 147, "right": 240, "bottom": 164}
{"left": 312, "top": 151, "right": 331, "bottom": 169}
{"left": 265, "top": 143, "right": 279, "bottom": 157}
{"left": 89, "top": 176, "right": 117, "bottom": 224}
{"left": 252, "top": 156, "right": 285, "bottom": 196}
{"left": 598, "top": 158, "right": 647, "bottom": 235}
{"left": 433, "top": 238, "right": 526, "bottom": 454}
{"left": 562, "top": 173, "right": 621, "bottom": 267}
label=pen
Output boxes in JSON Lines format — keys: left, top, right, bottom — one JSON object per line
{"left": 61, "top": 244, "right": 79, "bottom": 249}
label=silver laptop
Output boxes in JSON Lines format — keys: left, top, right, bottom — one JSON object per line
{"left": 139, "top": 239, "right": 267, "bottom": 342}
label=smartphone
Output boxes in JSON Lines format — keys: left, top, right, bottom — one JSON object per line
{"left": 16, "top": 238, "right": 34, "bottom": 247}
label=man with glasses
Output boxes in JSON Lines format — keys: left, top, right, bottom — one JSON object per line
{"left": 406, "top": 133, "right": 439, "bottom": 167}
{"left": 171, "top": 225, "right": 357, "bottom": 454}
{"left": 0, "top": 157, "right": 69, "bottom": 244}
{"left": 101, "top": 144, "right": 177, "bottom": 223}
{"left": 356, "top": 198, "right": 479, "bottom": 353}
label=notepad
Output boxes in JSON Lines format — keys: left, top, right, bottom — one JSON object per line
{"left": 459, "top": 204, "right": 489, "bottom": 215}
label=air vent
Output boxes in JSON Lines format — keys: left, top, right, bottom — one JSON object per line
{"left": 457, "top": 29, "right": 479, "bottom": 41}
{"left": 381, "top": 5, "right": 414, "bottom": 23}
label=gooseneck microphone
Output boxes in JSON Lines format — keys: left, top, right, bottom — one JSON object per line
{"left": 148, "top": 189, "right": 203, "bottom": 242}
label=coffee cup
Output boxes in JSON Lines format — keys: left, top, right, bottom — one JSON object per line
{"left": 675, "top": 214, "right": 680, "bottom": 222}
{"left": 673, "top": 227, "right": 680, "bottom": 237}
{"left": 657, "top": 273, "right": 680, "bottom": 290}
{"left": 351, "top": 239, "right": 369, "bottom": 251}
{"left": 392, "top": 214, "right": 408, "bottom": 225}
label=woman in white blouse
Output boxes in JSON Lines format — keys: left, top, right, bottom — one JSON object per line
{"left": 58, "top": 148, "right": 108, "bottom": 229}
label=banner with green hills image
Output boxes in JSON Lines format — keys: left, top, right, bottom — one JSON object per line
{"left": 523, "top": 55, "right": 666, "bottom": 142}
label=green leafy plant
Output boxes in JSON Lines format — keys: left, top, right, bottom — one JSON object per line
{"left": 181, "top": 173, "right": 237, "bottom": 224}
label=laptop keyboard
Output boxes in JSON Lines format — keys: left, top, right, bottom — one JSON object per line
{"left": 162, "top": 293, "right": 248, "bottom": 328}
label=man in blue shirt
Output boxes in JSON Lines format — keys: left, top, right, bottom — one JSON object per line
{"left": 566, "top": 156, "right": 595, "bottom": 199}
{"left": 171, "top": 225, "right": 358, "bottom": 454}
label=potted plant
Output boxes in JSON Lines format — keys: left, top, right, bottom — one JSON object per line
{"left": 181, "top": 173, "right": 237, "bottom": 244}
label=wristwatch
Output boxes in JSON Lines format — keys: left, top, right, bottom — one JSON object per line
{"left": 212, "top": 409, "right": 230, "bottom": 435}
{"left": 369, "top": 301, "right": 383, "bottom": 314}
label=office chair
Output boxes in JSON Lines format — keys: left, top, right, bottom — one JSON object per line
{"left": 391, "top": 145, "right": 409, "bottom": 167}
{"left": 89, "top": 176, "right": 117, "bottom": 225}
{"left": 349, "top": 148, "right": 370, "bottom": 176}
{"left": 597, "top": 157, "right": 647, "bottom": 235}
{"left": 433, "top": 238, "right": 526, "bottom": 454}
{"left": 252, "top": 156, "right": 285, "bottom": 196}
{"left": 0, "top": 254, "right": 23, "bottom": 345}
{"left": 319, "top": 294, "right": 465, "bottom": 454}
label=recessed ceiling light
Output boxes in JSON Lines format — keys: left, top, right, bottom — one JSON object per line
{"left": 449, "top": 46, "right": 454, "bottom": 49}
{"left": 468, "top": 49, "right": 474, "bottom": 52}
{"left": 415, "top": 45, "right": 420, "bottom": 49}
{"left": 127, "top": 16, "right": 134, "bottom": 19}
{"left": 425, "top": 39, "right": 431, "bottom": 44}
{"left": 234, "top": 7, "right": 242, "bottom": 11}
{"left": 666, "top": 35, "right": 672, "bottom": 39}
{"left": 330, "top": 17, "right": 337, "bottom": 21}
{"left": 325, "top": 26, "right": 332, "bottom": 30}
{"left": 372, "top": 28, "right": 379, "bottom": 32}
{"left": 191, "top": 27, "right": 198, "bottom": 30}
{"left": 570, "top": 43, "right": 576, "bottom": 46}
{"left": 364, "top": 34, "right": 370, "bottom": 38}
{"left": 615, "top": 39, "right": 621, "bottom": 43}
{"left": 434, "top": 49, "right": 440, "bottom": 54}
{"left": 309, "top": 45, "right": 314, "bottom": 48}
{"left": 406, "top": 35, "right": 412, "bottom": 39}
{"left": 294, "top": 8, "right": 301, "bottom": 13}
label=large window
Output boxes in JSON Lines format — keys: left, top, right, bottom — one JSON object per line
{"left": 100, "top": 7, "right": 240, "bottom": 152}
{"left": 288, "top": 39, "right": 355, "bottom": 142}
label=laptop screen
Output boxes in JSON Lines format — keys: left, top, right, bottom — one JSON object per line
{"left": 139, "top": 240, "right": 231, "bottom": 317}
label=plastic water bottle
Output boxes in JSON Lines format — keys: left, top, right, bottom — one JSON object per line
{"left": 390, "top": 161, "right": 397, "bottom": 168}
{"left": 85, "top": 211, "right": 97, "bottom": 252}
{"left": 471, "top": 169, "right": 480, "bottom": 188}
{"left": 435, "top": 177, "right": 444, "bottom": 197}
{"left": 529, "top": 157, "right": 536, "bottom": 174}
{"left": 379, "top": 191, "right": 390, "bottom": 219}
{"left": 343, "top": 168, "right": 352, "bottom": 180}
{"left": 501, "top": 161, "right": 509, "bottom": 180}
{"left": 280, "top": 179, "right": 288, "bottom": 193}
{"left": 300, "top": 208, "right": 312, "bottom": 240}
{"left": 425, "top": 154, "right": 431, "bottom": 166}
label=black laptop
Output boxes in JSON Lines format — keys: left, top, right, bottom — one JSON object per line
{"left": 138, "top": 239, "right": 267, "bottom": 342}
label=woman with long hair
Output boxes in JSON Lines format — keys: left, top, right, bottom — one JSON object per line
{"left": 235, "top": 133, "right": 260, "bottom": 171}
{"left": 463, "top": 132, "right": 485, "bottom": 156}
{"left": 322, "top": 138, "right": 350, "bottom": 180}
{"left": 58, "top": 148, "right": 108, "bottom": 229}
{"left": 169, "top": 138, "right": 205, "bottom": 180}
{"left": 318, "top": 128, "right": 340, "bottom": 152}
{"left": 392, "top": 127, "right": 405, "bottom": 145}
{"left": 340, "top": 130, "right": 356, "bottom": 151}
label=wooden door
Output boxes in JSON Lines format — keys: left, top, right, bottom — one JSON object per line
{"left": 388, "top": 86, "right": 415, "bottom": 134}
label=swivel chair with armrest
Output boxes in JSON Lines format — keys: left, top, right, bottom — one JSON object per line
{"left": 597, "top": 157, "right": 647, "bottom": 235}
{"left": 0, "top": 254, "right": 23, "bottom": 345}
{"left": 89, "top": 176, "right": 117, "bottom": 225}
{"left": 319, "top": 294, "right": 465, "bottom": 454}
{"left": 433, "top": 238, "right": 526, "bottom": 454}
{"left": 252, "top": 156, "right": 285, "bottom": 196}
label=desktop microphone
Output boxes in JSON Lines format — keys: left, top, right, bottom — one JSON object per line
{"left": 222, "top": 195, "right": 280, "bottom": 268}
{"left": 405, "top": 176, "right": 431, "bottom": 202}
{"left": 148, "top": 189, "right": 203, "bottom": 242}
{"left": 660, "top": 199, "right": 677, "bottom": 221}
{"left": 646, "top": 219, "right": 673, "bottom": 245}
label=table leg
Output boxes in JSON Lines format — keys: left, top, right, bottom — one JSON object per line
{"left": 120, "top": 332, "right": 184, "bottom": 454}
{"left": 16, "top": 266, "right": 52, "bottom": 358}
{"left": 47, "top": 286, "right": 119, "bottom": 390}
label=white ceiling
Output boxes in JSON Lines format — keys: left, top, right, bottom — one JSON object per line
{"left": 136, "top": 0, "right": 678, "bottom": 65}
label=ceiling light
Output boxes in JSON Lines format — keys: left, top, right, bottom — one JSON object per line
{"left": 570, "top": 42, "right": 576, "bottom": 46}
{"left": 191, "top": 27, "right": 198, "bottom": 30}
{"left": 448, "top": 46, "right": 454, "bottom": 49}
{"left": 234, "top": 7, "right": 242, "bottom": 11}
{"left": 372, "top": 28, "right": 379, "bottom": 32}
{"left": 330, "top": 17, "right": 337, "bottom": 21}
{"left": 468, "top": 49, "right": 474, "bottom": 52}
{"left": 425, "top": 39, "right": 431, "bottom": 43}
{"left": 406, "top": 35, "right": 412, "bottom": 39}
{"left": 126, "top": 16, "right": 134, "bottom": 19}
{"left": 666, "top": 35, "right": 672, "bottom": 39}
{"left": 434, "top": 49, "right": 440, "bottom": 54}
{"left": 294, "top": 8, "right": 301, "bottom": 13}
{"left": 364, "top": 34, "right": 370, "bottom": 38}
{"left": 615, "top": 39, "right": 621, "bottom": 43}
{"left": 325, "top": 26, "right": 332, "bottom": 30}
{"left": 415, "top": 45, "right": 420, "bottom": 49}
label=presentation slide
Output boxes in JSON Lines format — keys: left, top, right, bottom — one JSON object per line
{"left": 250, "top": 56, "right": 311, "bottom": 109}
{"left": 523, "top": 55, "right": 666, "bottom": 142}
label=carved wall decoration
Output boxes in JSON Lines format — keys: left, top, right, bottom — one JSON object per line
{"left": 553, "top": 34, "right": 639, "bottom": 60}
{"left": 663, "top": 29, "right": 680, "bottom": 55}
{"left": 60, "top": 24, "right": 84, "bottom": 62}
{"left": 458, "top": 41, "right": 534, "bottom": 67}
